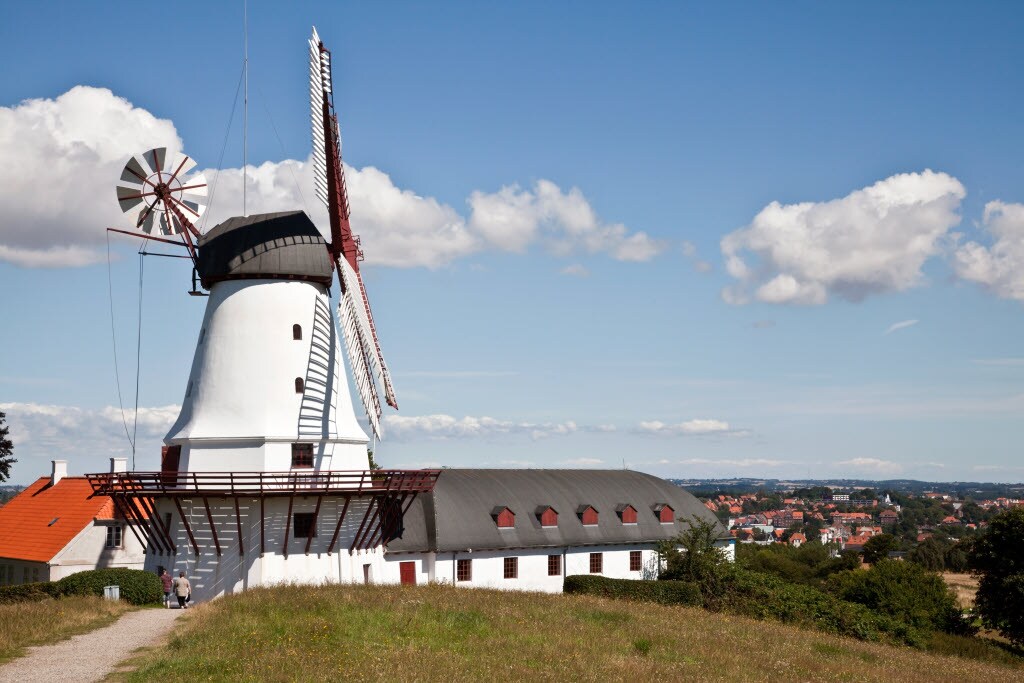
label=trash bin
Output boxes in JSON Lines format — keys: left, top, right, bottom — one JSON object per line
{"left": 103, "top": 585, "right": 120, "bottom": 600}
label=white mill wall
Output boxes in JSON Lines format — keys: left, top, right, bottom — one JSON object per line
{"left": 166, "top": 278, "right": 369, "bottom": 473}
{"left": 381, "top": 546, "right": 662, "bottom": 592}
{"left": 146, "top": 497, "right": 387, "bottom": 602}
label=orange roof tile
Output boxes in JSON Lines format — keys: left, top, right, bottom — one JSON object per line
{"left": 0, "top": 477, "right": 115, "bottom": 563}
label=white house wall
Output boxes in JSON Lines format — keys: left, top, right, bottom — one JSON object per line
{"left": 146, "top": 496, "right": 387, "bottom": 602}
{"left": 49, "top": 521, "right": 146, "bottom": 581}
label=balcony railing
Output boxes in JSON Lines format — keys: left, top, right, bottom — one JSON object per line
{"left": 86, "top": 469, "right": 441, "bottom": 498}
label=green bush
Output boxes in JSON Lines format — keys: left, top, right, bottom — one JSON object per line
{"left": 564, "top": 575, "right": 702, "bottom": 607}
{"left": 827, "top": 560, "right": 970, "bottom": 635}
{"left": 57, "top": 568, "right": 162, "bottom": 605}
{"left": 715, "top": 568, "right": 923, "bottom": 646}
{"left": 0, "top": 580, "right": 61, "bottom": 605}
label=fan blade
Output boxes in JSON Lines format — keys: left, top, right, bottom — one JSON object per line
{"left": 116, "top": 185, "right": 149, "bottom": 214}
{"left": 120, "top": 156, "right": 149, "bottom": 186}
{"left": 337, "top": 294, "right": 383, "bottom": 439}
{"left": 165, "top": 152, "right": 197, "bottom": 182}
{"left": 309, "top": 28, "right": 330, "bottom": 210}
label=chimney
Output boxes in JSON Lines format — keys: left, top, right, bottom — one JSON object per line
{"left": 51, "top": 460, "right": 67, "bottom": 486}
{"left": 110, "top": 457, "right": 128, "bottom": 474}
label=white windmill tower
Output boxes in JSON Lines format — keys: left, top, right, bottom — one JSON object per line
{"left": 91, "top": 28, "right": 436, "bottom": 601}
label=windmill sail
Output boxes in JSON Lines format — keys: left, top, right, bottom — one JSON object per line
{"left": 310, "top": 26, "right": 398, "bottom": 439}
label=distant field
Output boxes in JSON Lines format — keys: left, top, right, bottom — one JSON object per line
{"left": 0, "top": 596, "right": 131, "bottom": 663}
{"left": 114, "top": 583, "right": 1020, "bottom": 682}
{"left": 942, "top": 572, "right": 979, "bottom": 610}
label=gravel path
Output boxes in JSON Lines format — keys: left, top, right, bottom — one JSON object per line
{"left": 0, "top": 607, "right": 185, "bottom": 683}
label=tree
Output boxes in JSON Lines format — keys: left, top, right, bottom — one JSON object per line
{"left": 0, "top": 411, "right": 14, "bottom": 482}
{"left": 828, "top": 559, "right": 969, "bottom": 635}
{"left": 659, "top": 516, "right": 731, "bottom": 598}
{"left": 968, "top": 507, "right": 1024, "bottom": 645}
{"left": 862, "top": 533, "right": 899, "bottom": 564}
{"left": 908, "top": 537, "right": 947, "bottom": 572}
{"left": 367, "top": 449, "right": 380, "bottom": 471}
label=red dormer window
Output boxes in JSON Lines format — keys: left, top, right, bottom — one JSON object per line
{"left": 493, "top": 506, "right": 515, "bottom": 529}
{"left": 578, "top": 505, "right": 598, "bottom": 526}
{"left": 537, "top": 506, "right": 558, "bottom": 528}
{"left": 617, "top": 504, "right": 637, "bottom": 525}
{"left": 655, "top": 504, "right": 675, "bottom": 524}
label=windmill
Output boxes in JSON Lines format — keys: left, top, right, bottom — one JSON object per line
{"left": 309, "top": 26, "right": 398, "bottom": 439}
{"left": 114, "top": 148, "right": 208, "bottom": 258}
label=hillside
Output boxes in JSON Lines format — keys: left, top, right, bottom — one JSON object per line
{"left": 115, "top": 584, "right": 1018, "bottom": 682}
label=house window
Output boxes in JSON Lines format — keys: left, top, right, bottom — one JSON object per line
{"left": 548, "top": 554, "right": 561, "bottom": 576}
{"left": 294, "top": 512, "right": 317, "bottom": 538}
{"left": 295, "top": 377, "right": 305, "bottom": 393}
{"left": 589, "top": 552, "right": 603, "bottom": 574}
{"left": 620, "top": 505, "right": 637, "bottom": 524}
{"left": 579, "top": 506, "right": 598, "bottom": 526}
{"left": 291, "top": 443, "right": 314, "bottom": 468}
{"left": 457, "top": 559, "right": 472, "bottom": 582}
{"left": 630, "top": 550, "right": 642, "bottom": 572}
{"left": 293, "top": 324, "right": 302, "bottom": 340}
{"left": 105, "top": 525, "right": 123, "bottom": 548}
{"left": 31, "top": 568, "right": 39, "bottom": 583}
{"left": 658, "top": 506, "right": 675, "bottom": 524}
{"left": 539, "top": 507, "right": 558, "bottom": 528}
{"left": 503, "top": 557, "right": 518, "bottom": 579}
{"left": 494, "top": 507, "right": 515, "bottom": 529}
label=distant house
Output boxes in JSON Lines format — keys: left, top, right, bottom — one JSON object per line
{"left": 941, "top": 515, "right": 961, "bottom": 526}
{"left": 845, "top": 535, "right": 872, "bottom": 552}
{"left": 0, "top": 460, "right": 145, "bottom": 585}
{"left": 788, "top": 533, "right": 806, "bottom": 547}
{"left": 879, "top": 510, "right": 898, "bottom": 525}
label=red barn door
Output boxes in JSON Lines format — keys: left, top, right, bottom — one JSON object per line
{"left": 399, "top": 561, "right": 416, "bottom": 585}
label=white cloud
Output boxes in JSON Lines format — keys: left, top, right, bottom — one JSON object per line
{"left": 560, "top": 263, "right": 590, "bottom": 277}
{"left": 0, "top": 402, "right": 179, "bottom": 477}
{"left": 836, "top": 457, "right": 903, "bottom": 475}
{"left": 562, "top": 457, "right": 604, "bottom": 466}
{"left": 954, "top": 201, "right": 1024, "bottom": 301}
{"left": 0, "top": 86, "right": 659, "bottom": 270}
{"left": 637, "top": 419, "right": 738, "bottom": 436}
{"left": 382, "top": 413, "right": 580, "bottom": 441}
{"left": 0, "top": 86, "right": 182, "bottom": 267}
{"left": 884, "top": 319, "right": 919, "bottom": 335}
{"left": 468, "top": 179, "right": 664, "bottom": 262}
{"left": 721, "top": 170, "right": 966, "bottom": 305}
{"left": 681, "top": 240, "right": 712, "bottom": 273}
{"left": 679, "top": 457, "right": 786, "bottom": 468}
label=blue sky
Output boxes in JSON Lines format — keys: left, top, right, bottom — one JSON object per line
{"left": 2, "top": 2, "right": 1023, "bottom": 484}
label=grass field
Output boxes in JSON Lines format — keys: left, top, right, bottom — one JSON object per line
{"left": 114, "top": 583, "right": 1021, "bottom": 682}
{"left": 942, "top": 572, "right": 979, "bottom": 610}
{"left": 0, "top": 596, "right": 132, "bottom": 663}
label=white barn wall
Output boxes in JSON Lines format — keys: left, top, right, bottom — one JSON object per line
{"left": 50, "top": 521, "right": 146, "bottom": 580}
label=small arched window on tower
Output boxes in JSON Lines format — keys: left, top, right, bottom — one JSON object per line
{"left": 295, "top": 377, "right": 305, "bottom": 394}
{"left": 292, "top": 324, "right": 302, "bottom": 340}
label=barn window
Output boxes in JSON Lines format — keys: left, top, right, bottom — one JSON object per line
{"left": 293, "top": 324, "right": 302, "bottom": 340}
{"left": 295, "top": 377, "right": 305, "bottom": 393}
{"left": 656, "top": 505, "right": 675, "bottom": 524}
{"left": 617, "top": 504, "right": 637, "bottom": 525}
{"left": 548, "top": 554, "right": 561, "bottom": 576}
{"left": 630, "top": 550, "right": 642, "bottom": 572}
{"left": 537, "top": 506, "right": 558, "bottom": 528}
{"left": 493, "top": 506, "right": 515, "bottom": 529}
{"left": 291, "top": 443, "right": 314, "bottom": 468}
{"left": 293, "top": 512, "right": 317, "bottom": 538}
{"left": 589, "top": 552, "right": 603, "bottom": 574}
{"left": 578, "top": 505, "right": 598, "bottom": 526}
{"left": 105, "top": 525, "right": 123, "bottom": 548}
{"left": 504, "top": 557, "right": 518, "bottom": 579}
{"left": 457, "top": 559, "right": 472, "bottom": 582}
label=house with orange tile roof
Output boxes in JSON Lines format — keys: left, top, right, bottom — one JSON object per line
{"left": 788, "top": 533, "right": 807, "bottom": 547}
{"left": 0, "top": 460, "right": 145, "bottom": 585}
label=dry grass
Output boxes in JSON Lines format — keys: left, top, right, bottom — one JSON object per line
{"left": 0, "top": 596, "right": 132, "bottom": 663}
{"left": 114, "top": 583, "right": 1021, "bottom": 682}
{"left": 942, "top": 572, "right": 979, "bottom": 610}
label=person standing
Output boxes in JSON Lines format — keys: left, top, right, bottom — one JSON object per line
{"left": 160, "top": 569, "right": 173, "bottom": 608}
{"left": 173, "top": 571, "right": 192, "bottom": 609}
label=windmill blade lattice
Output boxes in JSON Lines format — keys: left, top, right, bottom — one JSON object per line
{"left": 115, "top": 147, "right": 208, "bottom": 235}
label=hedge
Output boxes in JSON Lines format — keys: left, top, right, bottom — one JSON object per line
{"left": 0, "top": 580, "right": 61, "bottom": 605}
{"left": 563, "top": 575, "right": 702, "bottom": 606}
{"left": 0, "top": 568, "right": 162, "bottom": 606}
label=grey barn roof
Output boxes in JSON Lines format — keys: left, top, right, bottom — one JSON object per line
{"left": 386, "top": 469, "right": 728, "bottom": 554}
{"left": 197, "top": 211, "right": 333, "bottom": 287}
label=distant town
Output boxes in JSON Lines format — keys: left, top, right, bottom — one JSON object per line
{"left": 678, "top": 477, "right": 1024, "bottom": 561}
